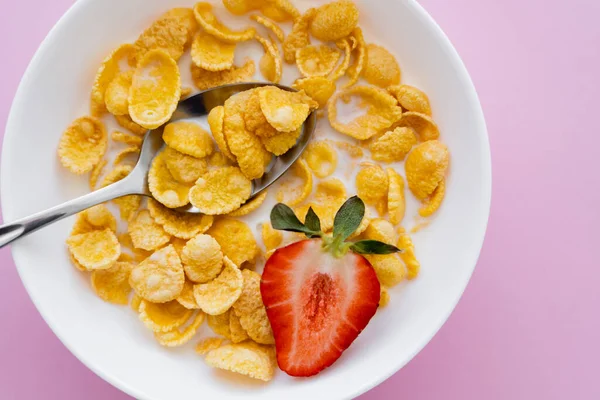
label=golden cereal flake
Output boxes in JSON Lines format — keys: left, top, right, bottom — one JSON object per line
{"left": 258, "top": 86, "right": 317, "bottom": 132}
{"left": 395, "top": 112, "right": 440, "bottom": 141}
{"left": 114, "top": 114, "right": 148, "bottom": 136}
{"left": 405, "top": 140, "right": 449, "bottom": 200}
{"left": 176, "top": 279, "right": 201, "bottom": 309}
{"left": 104, "top": 70, "right": 133, "bottom": 116}
{"left": 223, "top": 0, "right": 260, "bottom": 15}
{"left": 207, "top": 105, "right": 235, "bottom": 161}
{"left": 261, "top": 222, "right": 283, "bottom": 251}
{"left": 67, "top": 228, "right": 121, "bottom": 270}
{"left": 207, "top": 218, "right": 259, "bottom": 267}
{"left": 154, "top": 311, "right": 205, "bottom": 347}
{"left": 330, "top": 38, "right": 352, "bottom": 81}
{"left": 89, "top": 159, "right": 107, "bottom": 191}
{"left": 292, "top": 77, "right": 336, "bottom": 109}
{"left": 398, "top": 229, "right": 420, "bottom": 279}
{"left": 335, "top": 140, "right": 364, "bottom": 158}
{"left": 163, "top": 121, "right": 214, "bottom": 160}
{"left": 304, "top": 141, "right": 338, "bottom": 178}
{"left": 244, "top": 89, "right": 279, "bottom": 138}
{"left": 162, "top": 146, "right": 208, "bottom": 184}
{"left": 232, "top": 269, "right": 274, "bottom": 344}
{"left": 230, "top": 310, "right": 250, "bottom": 343}
{"left": 387, "top": 168, "right": 406, "bottom": 225}
{"left": 191, "top": 59, "right": 256, "bottom": 91}
{"left": 256, "top": 35, "right": 282, "bottom": 83}
{"left": 309, "top": 0, "right": 359, "bottom": 42}
{"left": 419, "top": 178, "right": 446, "bottom": 217}
{"left": 356, "top": 164, "right": 389, "bottom": 205}
{"left": 148, "top": 199, "right": 213, "bottom": 239}
{"left": 91, "top": 44, "right": 135, "bottom": 115}
{"left": 207, "top": 310, "right": 233, "bottom": 339}
{"left": 113, "top": 146, "right": 140, "bottom": 166}
{"left": 133, "top": 8, "right": 197, "bottom": 64}
{"left": 364, "top": 254, "right": 406, "bottom": 288}
{"left": 129, "top": 245, "right": 185, "bottom": 303}
{"left": 228, "top": 191, "right": 268, "bottom": 217}
{"left": 111, "top": 131, "right": 143, "bottom": 147}
{"left": 268, "top": 0, "right": 300, "bottom": 21}
{"left": 131, "top": 294, "right": 143, "bottom": 313}
{"left": 379, "top": 286, "right": 390, "bottom": 308}
{"left": 189, "top": 167, "right": 252, "bottom": 215}
{"left": 71, "top": 204, "right": 117, "bottom": 235}
{"left": 139, "top": 299, "right": 194, "bottom": 332}
{"left": 370, "top": 127, "right": 417, "bottom": 163}
{"left": 362, "top": 44, "right": 401, "bottom": 87}
{"left": 260, "top": 128, "right": 302, "bottom": 156}
{"left": 91, "top": 261, "right": 133, "bottom": 305}
{"left": 194, "top": 2, "right": 256, "bottom": 43}
{"left": 195, "top": 337, "right": 225, "bottom": 355}
{"left": 328, "top": 86, "right": 402, "bottom": 140}
{"left": 296, "top": 45, "right": 341, "bottom": 78}
{"left": 364, "top": 218, "right": 397, "bottom": 245}
{"left": 193, "top": 256, "right": 243, "bottom": 315}
{"left": 204, "top": 341, "right": 276, "bottom": 381}
{"left": 191, "top": 31, "right": 236, "bottom": 71}
{"left": 129, "top": 49, "right": 181, "bottom": 130}
{"left": 282, "top": 8, "right": 316, "bottom": 63}
{"left": 250, "top": 14, "right": 285, "bottom": 43}
{"left": 208, "top": 152, "right": 234, "bottom": 168}
{"left": 69, "top": 252, "right": 87, "bottom": 272}
{"left": 101, "top": 165, "right": 142, "bottom": 220}
{"left": 58, "top": 116, "right": 108, "bottom": 174}
{"left": 345, "top": 27, "right": 366, "bottom": 87}
{"left": 181, "top": 234, "right": 224, "bottom": 283}
{"left": 275, "top": 158, "right": 312, "bottom": 207}
{"left": 388, "top": 85, "right": 432, "bottom": 116}
{"left": 128, "top": 210, "right": 171, "bottom": 251}
{"left": 148, "top": 152, "right": 193, "bottom": 209}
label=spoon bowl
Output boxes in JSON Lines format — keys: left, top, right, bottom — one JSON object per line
{"left": 0, "top": 82, "right": 316, "bottom": 246}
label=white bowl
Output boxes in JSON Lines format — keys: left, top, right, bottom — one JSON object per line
{"left": 1, "top": 0, "right": 491, "bottom": 399}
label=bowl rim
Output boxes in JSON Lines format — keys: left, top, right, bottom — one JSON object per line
{"left": 0, "top": 0, "right": 492, "bottom": 398}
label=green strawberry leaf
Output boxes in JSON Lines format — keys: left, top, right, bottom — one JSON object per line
{"left": 333, "top": 196, "right": 365, "bottom": 242}
{"left": 271, "top": 203, "right": 319, "bottom": 236}
{"left": 350, "top": 240, "right": 401, "bottom": 255}
{"left": 304, "top": 207, "right": 322, "bottom": 232}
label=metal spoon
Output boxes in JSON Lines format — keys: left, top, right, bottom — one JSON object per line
{"left": 0, "top": 82, "right": 316, "bottom": 248}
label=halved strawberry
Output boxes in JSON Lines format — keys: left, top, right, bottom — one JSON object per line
{"left": 260, "top": 196, "right": 400, "bottom": 377}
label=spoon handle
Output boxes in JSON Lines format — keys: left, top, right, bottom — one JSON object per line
{"left": 0, "top": 179, "right": 134, "bottom": 249}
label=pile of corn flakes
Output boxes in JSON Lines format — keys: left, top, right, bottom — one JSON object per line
{"left": 57, "top": 0, "right": 450, "bottom": 383}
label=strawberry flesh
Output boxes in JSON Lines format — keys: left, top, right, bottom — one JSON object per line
{"left": 261, "top": 239, "right": 381, "bottom": 377}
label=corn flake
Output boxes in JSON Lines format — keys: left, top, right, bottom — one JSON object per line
{"left": 191, "top": 31, "right": 236, "bottom": 71}
{"left": 181, "top": 234, "right": 224, "bottom": 283}
{"left": 244, "top": 90, "right": 278, "bottom": 138}
{"left": 194, "top": 256, "right": 243, "bottom": 315}
{"left": 113, "top": 146, "right": 140, "bottom": 166}
{"left": 365, "top": 254, "right": 406, "bottom": 287}
{"left": 335, "top": 140, "right": 364, "bottom": 158}
{"left": 204, "top": 341, "right": 275, "bottom": 381}
{"left": 71, "top": 204, "right": 117, "bottom": 235}
{"left": 148, "top": 199, "right": 213, "bottom": 239}
{"left": 58, "top": 116, "right": 108, "bottom": 174}
{"left": 250, "top": 14, "right": 285, "bottom": 43}
{"left": 388, "top": 85, "right": 432, "bottom": 116}
{"left": 387, "top": 168, "right": 406, "bottom": 225}
{"left": 419, "top": 178, "right": 446, "bottom": 217}
{"left": 148, "top": 152, "right": 193, "bottom": 208}
{"left": 131, "top": 294, "right": 143, "bottom": 313}
{"left": 139, "top": 299, "right": 194, "bottom": 332}
{"left": 101, "top": 165, "right": 142, "bottom": 220}
{"left": 189, "top": 167, "right": 252, "bottom": 215}
{"left": 133, "top": 8, "right": 197, "bottom": 64}
{"left": 194, "top": 2, "right": 256, "bottom": 43}
{"left": 364, "top": 218, "right": 397, "bottom": 245}
{"left": 163, "top": 121, "right": 214, "bottom": 159}
{"left": 67, "top": 228, "right": 121, "bottom": 270}
{"left": 115, "top": 114, "right": 148, "bottom": 136}
{"left": 282, "top": 8, "right": 316, "bottom": 63}
{"left": 296, "top": 45, "right": 341, "bottom": 78}
{"left": 155, "top": 311, "right": 205, "bottom": 347}
{"left": 177, "top": 279, "right": 201, "bottom": 309}
{"left": 356, "top": 164, "right": 388, "bottom": 205}
{"left": 223, "top": 0, "right": 260, "bottom": 15}
{"left": 191, "top": 59, "right": 256, "bottom": 91}
{"left": 195, "top": 337, "right": 225, "bottom": 355}
{"left": 259, "top": 86, "right": 317, "bottom": 132}
{"left": 269, "top": 0, "right": 300, "bottom": 21}
{"left": 398, "top": 228, "right": 420, "bottom": 279}
{"left": 304, "top": 141, "right": 338, "bottom": 178}
{"left": 128, "top": 210, "right": 171, "bottom": 251}
{"left": 207, "top": 218, "right": 259, "bottom": 267}
{"left": 370, "top": 127, "right": 417, "bottom": 163}
{"left": 90, "top": 261, "right": 133, "bottom": 305}
{"left": 228, "top": 191, "right": 268, "bottom": 217}
{"left": 111, "top": 131, "right": 143, "bottom": 147}
{"left": 233, "top": 269, "right": 274, "bottom": 344}
{"left": 309, "top": 0, "right": 359, "bottom": 42}
{"left": 328, "top": 86, "right": 402, "bottom": 140}
{"left": 129, "top": 49, "right": 181, "bottom": 130}
{"left": 261, "top": 128, "right": 301, "bottom": 156}
{"left": 276, "top": 159, "right": 312, "bottom": 207}
{"left": 261, "top": 222, "right": 283, "bottom": 251}
{"left": 91, "top": 44, "right": 135, "bottom": 115}
{"left": 163, "top": 146, "right": 208, "bottom": 184}
{"left": 256, "top": 35, "right": 282, "bottom": 83}
{"left": 207, "top": 310, "right": 232, "bottom": 339}
{"left": 380, "top": 286, "right": 390, "bottom": 308}
{"left": 395, "top": 112, "right": 440, "bottom": 141}
{"left": 104, "top": 70, "right": 133, "bottom": 116}
{"left": 345, "top": 27, "right": 366, "bottom": 87}
{"left": 230, "top": 310, "right": 250, "bottom": 343}
{"left": 405, "top": 140, "right": 449, "bottom": 200}
{"left": 362, "top": 44, "right": 401, "bottom": 87}
{"left": 292, "top": 77, "right": 336, "bottom": 109}
{"left": 129, "top": 244, "right": 185, "bottom": 303}
{"left": 89, "top": 159, "right": 107, "bottom": 190}
{"left": 206, "top": 106, "right": 234, "bottom": 162}
{"left": 330, "top": 38, "right": 352, "bottom": 81}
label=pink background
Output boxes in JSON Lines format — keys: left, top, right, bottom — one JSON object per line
{"left": 0, "top": 0, "right": 598, "bottom": 398}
